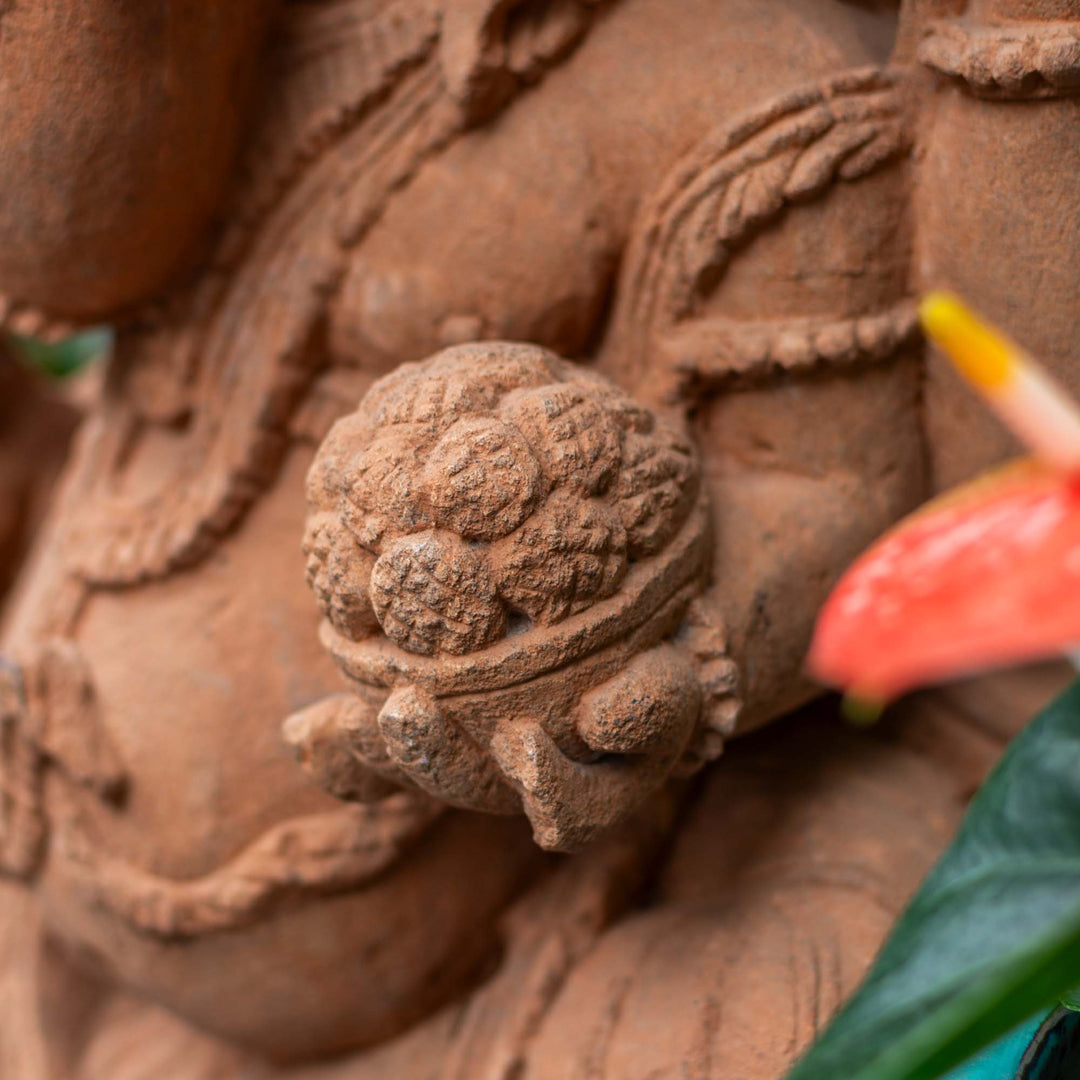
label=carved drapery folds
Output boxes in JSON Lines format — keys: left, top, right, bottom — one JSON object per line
{"left": 288, "top": 342, "right": 732, "bottom": 849}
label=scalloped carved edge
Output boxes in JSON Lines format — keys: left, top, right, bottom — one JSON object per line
{"left": 919, "top": 17, "right": 1080, "bottom": 100}
{"left": 654, "top": 300, "right": 920, "bottom": 402}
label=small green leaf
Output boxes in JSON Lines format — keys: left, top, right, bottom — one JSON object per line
{"left": 786, "top": 680, "right": 1080, "bottom": 1080}
{"left": 8, "top": 327, "right": 112, "bottom": 379}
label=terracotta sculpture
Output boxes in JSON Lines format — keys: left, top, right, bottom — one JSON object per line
{"left": 0, "top": 0, "right": 1077, "bottom": 1076}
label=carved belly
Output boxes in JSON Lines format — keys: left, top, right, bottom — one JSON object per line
{"left": 10, "top": 448, "right": 541, "bottom": 1062}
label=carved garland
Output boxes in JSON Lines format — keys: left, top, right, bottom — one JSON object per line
{"left": 61, "top": 793, "right": 445, "bottom": 939}
{"left": 609, "top": 66, "right": 912, "bottom": 399}
{"left": 0, "top": 639, "right": 450, "bottom": 938}
{"left": 919, "top": 17, "right": 1080, "bottom": 100}
{"left": 657, "top": 303, "right": 920, "bottom": 398}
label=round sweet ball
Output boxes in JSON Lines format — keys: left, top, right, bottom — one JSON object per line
{"left": 492, "top": 490, "right": 628, "bottom": 624}
{"left": 302, "top": 513, "right": 381, "bottom": 641}
{"left": 423, "top": 416, "right": 543, "bottom": 542}
{"left": 369, "top": 531, "right": 506, "bottom": 656}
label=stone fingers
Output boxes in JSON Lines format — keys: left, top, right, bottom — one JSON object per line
{"left": 376, "top": 685, "right": 521, "bottom": 814}
{"left": 282, "top": 694, "right": 404, "bottom": 803}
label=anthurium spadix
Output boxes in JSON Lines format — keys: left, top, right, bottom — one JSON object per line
{"left": 807, "top": 293, "right": 1080, "bottom": 707}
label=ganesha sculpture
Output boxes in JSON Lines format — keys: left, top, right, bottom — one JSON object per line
{"left": 0, "top": 0, "right": 1078, "bottom": 1077}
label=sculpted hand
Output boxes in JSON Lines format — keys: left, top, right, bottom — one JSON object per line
{"left": 285, "top": 343, "right": 737, "bottom": 849}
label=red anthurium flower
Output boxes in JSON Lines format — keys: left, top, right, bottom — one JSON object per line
{"left": 808, "top": 459, "right": 1080, "bottom": 703}
{"left": 807, "top": 293, "right": 1080, "bottom": 707}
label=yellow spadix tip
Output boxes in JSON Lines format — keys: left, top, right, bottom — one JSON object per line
{"left": 919, "top": 291, "right": 1015, "bottom": 391}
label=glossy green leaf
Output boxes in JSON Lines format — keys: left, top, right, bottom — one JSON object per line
{"left": 8, "top": 327, "right": 112, "bottom": 379}
{"left": 786, "top": 681, "right": 1080, "bottom": 1080}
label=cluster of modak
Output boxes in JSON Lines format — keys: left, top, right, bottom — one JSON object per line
{"left": 303, "top": 343, "right": 699, "bottom": 656}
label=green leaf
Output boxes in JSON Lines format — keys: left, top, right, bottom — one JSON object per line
{"left": 786, "top": 680, "right": 1080, "bottom": 1080}
{"left": 8, "top": 327, "right": 112, "bottom": 379}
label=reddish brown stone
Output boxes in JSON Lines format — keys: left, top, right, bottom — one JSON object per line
{"left": 0, "top": 1, "right": 1077, "bottom": 1076}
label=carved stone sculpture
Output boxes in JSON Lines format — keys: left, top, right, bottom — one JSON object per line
{"left": 289, "top": 343, "right": 718, "bottom": 849}
{"left": 0, "top": 0, "right": 1077, "bottom": 1077}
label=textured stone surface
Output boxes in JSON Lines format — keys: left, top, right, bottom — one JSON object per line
{"left": 0, "top": 0, "right": 1077, "bottom": 1075}
{"left": 304, "top": 343, "right": 697, "bottom": 650}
